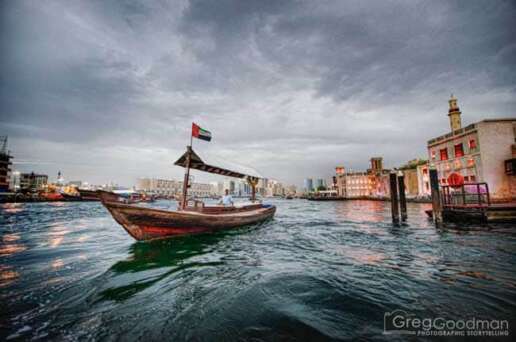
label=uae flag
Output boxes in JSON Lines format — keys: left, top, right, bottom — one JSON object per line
{"left": 192, "top": 123, "right": 212, "bottom": 141}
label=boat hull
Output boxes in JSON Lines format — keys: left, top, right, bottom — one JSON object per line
{"left": 100, "top": 197, "right": 276, "bottom": 241}
{"left": 77, "top": 188, "right": 101, "bottom": 201}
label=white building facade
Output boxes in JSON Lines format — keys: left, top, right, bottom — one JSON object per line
{"left": 427, "top": 96, "right": 516, "bottom": 201}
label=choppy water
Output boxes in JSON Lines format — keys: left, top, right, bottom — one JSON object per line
{"left": 1, "top": 199, "right": 515, "bottom": 341}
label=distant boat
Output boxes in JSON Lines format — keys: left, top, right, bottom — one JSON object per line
{"left": 76, "top": 188, "right": 101, "bottom": 201}
{"left": 100, "top": 132, "right": 276, "bottom": 241}
{"left": 39, "top": 191, "right": 64, "bottom": 201}
{"left": 60, "top": 192, "right": 82, "bottom": 201}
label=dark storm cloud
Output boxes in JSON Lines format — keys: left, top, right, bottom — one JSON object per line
{"left": 1, "top": 0, "right": 515, "bottom": 186}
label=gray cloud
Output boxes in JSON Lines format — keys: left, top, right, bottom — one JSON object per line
{"left": 1, "top": 0, "right": 515, "bottom": 186}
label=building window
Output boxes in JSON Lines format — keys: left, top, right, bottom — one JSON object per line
{"left": 431, "top": 150, "right": 436, "bottom": 160}
{"left": 423, "top": 168, "right": 428, "bottom": 175}
{"left": 470, "top": 175, "right": 476, "bottom": 182}
{"left": 440, "top": 148, "right": 448, "bottom": 161}
{"left": 441, "top": 178, "right": 447, "bottom": 184}
{"left": 454, "top": 143, "right": 464, "bottom": 158}
{"left": 469, "top": 139, "right": 477, "bottom": 150}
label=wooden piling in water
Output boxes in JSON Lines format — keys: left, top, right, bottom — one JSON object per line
{"left": 429, "top": 167, "right": 442, "bottom": 225}
{"left": 389, "top": 172, "right": 399, "bottom": 224}
{"left": 397, "top": 172, "right": 407, "bottom": 222}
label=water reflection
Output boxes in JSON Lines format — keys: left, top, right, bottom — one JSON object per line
{"left": 0, "top": 202, "right": 25, "bottom": 213}
{"left": 334, "top": 245, "right": 387, "bottom": 265}
{"left": 0, "top": 233, "right": 27, "bottom": 256}
{"left": 334, "top": 200, "right": 385, "bottom": 223}
{"left": 52, "top": 259, "right": 64, "bottom": 269}
{"left": 3, "top": 233, "right": 20, "bottom": 242}
{"left": 96, "top": 233, "right": 229, "bottom": 302}
{"left": 0, "top": 265, "right": 19, "bottom": 287}
{"left": 48, "top": 224, "right": 70, "bottom": 248}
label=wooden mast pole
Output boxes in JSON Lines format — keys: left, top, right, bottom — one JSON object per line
{"left": 247, "top": 177, "right": 258, "bottom": 202}
{"left": 181, "top": 132, "right": 194, "bottom": 210}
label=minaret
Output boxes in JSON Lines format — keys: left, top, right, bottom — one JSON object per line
{"left": 448, "top": 94, "right": 462, "bottom": 132}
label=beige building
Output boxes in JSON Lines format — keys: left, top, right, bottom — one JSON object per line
{"left": 427, "top": 95, "right": 516, "bottom": 201}
{"left": 335, "top": 157, "right": 390, "bottom": 198}
{"left": 416, "top": 162, "right": 431, "bottom": 197}
{"left": 136, "top": 178, "right": 216, "bottom": 198}
{"left": 265, "top": 179, "right": 285, "bottom": 197}
{"left": 399, "top": 159, "right": 430, "bottom": 198}
{"left": 285, "top": 184, "right": 297, "bottom": 196}
{"left": 20, "top": 172, "right": 48, "bottom": 191}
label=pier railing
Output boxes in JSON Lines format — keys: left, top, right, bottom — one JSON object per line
{"left": 441, "top": 183, "right": 490, "bottom": 208}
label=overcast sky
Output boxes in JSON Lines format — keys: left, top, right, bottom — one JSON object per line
{"left": 1, "top": 0, "right": 515, "bottom": 187}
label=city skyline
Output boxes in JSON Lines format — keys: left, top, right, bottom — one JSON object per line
{"left": 2, "top": 1, "right": 515, "bottom": 187}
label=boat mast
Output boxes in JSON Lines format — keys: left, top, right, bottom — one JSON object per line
{"left": 180, "top": 135, "right": 193, "bottom": 210}
{"left": 248, "top": 177, "right": 258, "bottom": 202}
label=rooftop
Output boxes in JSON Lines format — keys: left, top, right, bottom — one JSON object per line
{"left": 427, "top": 118, "right": 516, "bottom": 146}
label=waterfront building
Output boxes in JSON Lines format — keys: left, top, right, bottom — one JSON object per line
{"left": 234, "top": 179, "right": 251, "bottom": 196}
{"left": 314, "top": 178, "right": 325, "bottom": 190}
{"left": 265, "top": 179, "right": 285, "bottom": 197}
{"left": 399, "top": 159, "right": 429, "bottom": 197}
{"left": 136, "top": 178, "right": 181, "bottom": 196}
{"left": 0, "top": 136, "right": 12, "bottom": 192}
{"left": 303, "top": 178, "right": 313, "bottom": 193}
{"left": 20, "top": 172, "right": 48, "bottom": 192}
{"left": 9, "top": 171, "right": 20, "bottom": 192}
{"left": 210, "top": 181, "right": 223, "bottom": 196}
{"left": 427, "top": 95, "right": 516, "bottom": 201}
{"left": 285, "top": 184, "right": 297, "bottom": 196}
{"left": 223, "top": 179, "right": 236, "bottom": 195}
{"left": 370, "top": 157, "right": 383, "bottom": 172}
{"left": 189, "top": 182, "right": 216, "bottom": 198}
{"left": 136, "top": 178, "right": 216, "bottom": 198}
{"left": 416, "top": 162, "right": 431, "bottom": 197}
{"left": 257, "top": 178, "right": 268, "bottom": 197}
{"left": 335, "top": 158, "right": 390, "bottom": 198}
{"left": 342, "top": 171, "right": 372, "bottom": 197}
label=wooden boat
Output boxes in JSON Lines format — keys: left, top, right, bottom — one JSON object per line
{"left": 77, "top": 188, "right": 101, "bottom": 201}
{"left": 99, "top": 191, "right": 275, "bottom": 240}
{"left": 60, "top": 192, "right": 83, "bottom": 201}
{"left": 100, "top": 142, "right": 276, "bottom": 241}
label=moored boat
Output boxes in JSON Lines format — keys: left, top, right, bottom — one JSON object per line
{"left": 100, "top": 123, "right": 276, "bottom": 241}
{"left": 99, "top": 191, "right": 275, "bottom": 240}
{"left": 77, "top": 188, "right": 101, "bottom": 201}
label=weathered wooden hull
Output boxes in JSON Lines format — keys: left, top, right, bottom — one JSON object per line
{"left": 100, "top": 196, "right": 276, "bottom": 241}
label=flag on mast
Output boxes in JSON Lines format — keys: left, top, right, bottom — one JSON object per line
{"left": 192, "top": 123, "right": 212, "bottom": 142}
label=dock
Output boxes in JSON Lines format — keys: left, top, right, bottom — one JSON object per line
{"left": 425, "top": 182, "right": 516, "bottom": 223}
